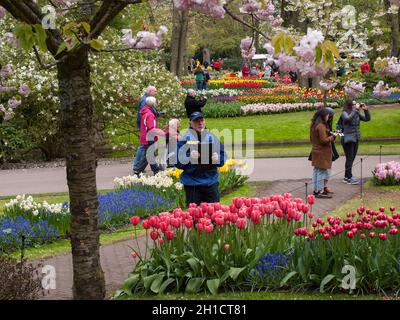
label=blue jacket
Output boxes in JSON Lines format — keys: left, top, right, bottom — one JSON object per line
{"left": 176, "top": 128, "right": 226, "bottom": 186}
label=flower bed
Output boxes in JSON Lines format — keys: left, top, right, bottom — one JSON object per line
{"left": 116, "top": 194, "right": 400, "bottom": 297}
{"left": 241, "top": 102, "right": 338, "bottom": 115}
{"left": 114, "top": 160, "right": 249, "bottom": 209}
{"left": 373, "top": 161, "right": 400, "bottom": 186}
{"left": 0, "top": 189, "right": 174, "bottom": 252}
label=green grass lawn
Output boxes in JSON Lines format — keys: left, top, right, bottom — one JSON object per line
{"left": 206, "top": 107, "right": 400, "bottom": 142}
{"left": 106, "top": 107, "right": 400, "bottom": 158}
{"left": 328, "top": 181, "right": 400, "bottom": 218}
{"left": 119, "top": 291, "right": 384, "bottom": 300}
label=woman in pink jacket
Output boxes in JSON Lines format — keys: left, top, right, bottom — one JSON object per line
{"left": 133, "top": 96, "right": 166, "bottom": 175}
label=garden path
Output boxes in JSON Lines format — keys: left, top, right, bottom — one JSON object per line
{"left": 1, "top": 155, "right": 399, "bottom": 196}
{"left": 35, "top": 177, "right": 364, "bottom": 300}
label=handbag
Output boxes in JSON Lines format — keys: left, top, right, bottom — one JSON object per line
{"left": 308, "top": 142, "right": 339, "bottom": 162}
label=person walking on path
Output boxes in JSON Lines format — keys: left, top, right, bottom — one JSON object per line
{"left": 134, "top": 86, "right": 158, "bottom": 172}
{"left": 338, "top": 99, "right": 371, "bottom": 185}
{"left": 133, "top": 97, "right": 165, "bottom": 176}
{"left": 176, "top": 112, "right": 226, "bottom": 207}
{"left": 194, "top": 65, "right": 205, "bottom": 90}
{"left": 184, "top": 89, "right": 207, "bottom": 118}
{"left": 310, "top": 108, "right": 337, "bottom": 199}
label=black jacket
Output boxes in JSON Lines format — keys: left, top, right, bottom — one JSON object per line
{"left": 185, "top": 95, "right": 207, "bottom": 118}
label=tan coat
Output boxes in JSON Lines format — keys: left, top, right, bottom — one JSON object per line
{"left": 310, "top": 123, "right": 335, "bottom": 170}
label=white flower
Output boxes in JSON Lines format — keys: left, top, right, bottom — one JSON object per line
{"left": 33, "top": 210, "right": 39, "bottom": 216}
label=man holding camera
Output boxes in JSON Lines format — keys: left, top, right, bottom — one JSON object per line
{"left": 176, "top": 112, "right": 226, "bottom": 207}
{"left": 185, "top": 89, "right": 208, "bottom": 118}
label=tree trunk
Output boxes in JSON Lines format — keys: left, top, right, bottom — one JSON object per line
{"left": 57, "top": 47, "right": 105, "bottom": 300}
{"left": 170, "top": 7, "right": 189, "bottom": 77}
{"left": 203, "top": 46, "right": 211, "bottom": 65}
{"left": 385, "top": 0, "right": 400, "bottom": 57}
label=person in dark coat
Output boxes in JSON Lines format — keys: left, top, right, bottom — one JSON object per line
{"left": 339, "top": 99, "right": 371, "bottom": 184}
{"left": 310, "top": 108, "right": 336, "bottom": 198}
{"left": 184, "top": 89, "right": 207, "bottom": 118}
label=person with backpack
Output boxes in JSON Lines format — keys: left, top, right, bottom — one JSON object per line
{"left": 337, "top": 99, "right": 371, "bottom": 185}
{"left": 194, "top": 65, "right": 205, "bottom": 90}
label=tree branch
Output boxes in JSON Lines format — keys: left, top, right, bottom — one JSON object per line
{"left": 89, "top": 0, "right": 142, "bottom": 39}
{"left": 223, "top": 4, "right": 271, "bottom": 41}
{"left": 0, "top": 0, "right": 63, "bottom": 56}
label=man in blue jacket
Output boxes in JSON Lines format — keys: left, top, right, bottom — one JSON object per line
{"left": 176, "top": 112, "right": 226, "bottom": 207}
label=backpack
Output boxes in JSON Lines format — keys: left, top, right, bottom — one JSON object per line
{"left": 336, "top": 115, "right": 343, "bottom": 132}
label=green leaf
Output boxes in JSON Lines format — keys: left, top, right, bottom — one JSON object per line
{"left": 131, "top": 19, "right": 144, "bottom": 35}
{"left": 90, "top": 39, "right": 104, "bottom": 51}
{"left": 185, "top": 277, "right": 205, "bottom": 294}
{"left": 143, "top": 274, "right": 160, "bottom": 291}
{"left": 315, "top": 45, "right": 323, "bottom": 64}
{"left": 228, "top": 267, "right": 246, "bottom": 281}
{"left": 14, "top": 23, "right": 35, "bottom": 51}
{"left": 320, "top": 274, "right": 336, "bottom": 293}
{"left": 280, "top": 271, "right": 297, "bottom": 287}
{"left": 159, "top": 278, "right": 175, "bottom": 294}
{"left": 150, "top": 273, "right": 165, "bottom": 294}
{"left": 33, "top": 24, "right": 48, "bottom": 52}
{"left": 56, "top": 41, "right": 68, "bottom": 56}
{"left": 283, "top": 35, "right": 295, "bottom": 55}
{"left": 121, "top": 274, "right": 140, "bottom": 294}
{"left": 63, "top": 21, "right": 79, "bottom": 34}
{"left": 206, "top": 279, "right": 220, "bottom": 295}
{"left": 81, "top": 22, "right": 91, "bottom": 34}
{"left": 186, "top": 258, "right": 200, "bottom": 274}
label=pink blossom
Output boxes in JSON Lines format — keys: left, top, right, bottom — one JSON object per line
{"left": 373, "top": 81, "right": 392, "bottom": 98}
{"left": 0, "top": 64, "right": 13, "bottom": 78}
{"left": 8, "top": 97, "right": 21, "bottom": 109}
{"left": 0, "top": 6, "right": 6, "bottom": 20}
{"left": 18, "top": 84, "right": 31, "bottom": 97}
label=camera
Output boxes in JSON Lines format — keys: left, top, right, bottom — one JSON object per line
{"left": 157, "top": 111, "right": 166, "bottom": 118}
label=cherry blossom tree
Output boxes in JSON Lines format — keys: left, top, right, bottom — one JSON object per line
{"left": 0, "top": 0, "right": 167, "bottom": 299}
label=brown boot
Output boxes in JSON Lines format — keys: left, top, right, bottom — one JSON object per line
{"left": 324, "top": 187, "right": 334, "bottom": 194}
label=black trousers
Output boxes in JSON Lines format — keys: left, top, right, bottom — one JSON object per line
{"left": 184, "top": 183, "right": 220, "bottom": 207}
{"left": 342, "top": 141, "right": 359, "bottom": 179}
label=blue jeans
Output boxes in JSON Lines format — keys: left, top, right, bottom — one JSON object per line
{"left": 196, "top": 81, "right": 203, "bottom": 90}
{"left": 312, "top": 168, "right": 331, "bottom": 193}
{"left": 133, "top": 143, "right": 163, "bottom": 175}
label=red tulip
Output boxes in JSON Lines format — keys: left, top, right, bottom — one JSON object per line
{"left": 308, "top": 231, "right": 315, "bottom": 238}
{"left": 390, "top": 206, "right": 396, "bottom": 212}
{"left": 196, "top": 222, "right": 204, "bottom": 231}
{"left": 131, "top": 216, "right": 140, "bottom": 226}
{"left": 307, "top": 195, "right": 315, "bottom": 205}
{"left": 184, "top": 219, "right": 193, "bottom": 229}
{"left": 360, "top": 233, "right": 366, "bottom": 239}
{"left": 294, "top": 229, "right": 300, "bottom": 236}
{"left": 236, "top": 218, "right": 247, "bottom": 229}
{"left": 275, "top": 209, "right": 283, "bottom": 218}
{"left": 142, "top": 219, "right": 151, "bottom": 229}
{"left": 224, "top": 243, "right": 230, "bottom": 251}
{"left": 215, "top": 216, "right": 225, "bottom": 226}
{"left": 302, "top": 204, "right": 310, "bottom": 214}
{"left": 150, "top": 230, "right": 159, "bottom": 240}
{"left": 166, "top": 229, "right": 174, "bottom": 241}
{"left": 347, "top": 231, "right": 354, "bottom": 239}
{"left": 379, "top": 207, "right": 386, "bottom": 213}
{"left": 369, "top": 232, "right": 375, "bottom": 238}
{"left": 158, "top": 237, "right": 164, "bottom": 245}
{"left": 204, "top": 224, "right": 214, "bottom": 234}
{"left": 378, "top": 233, "right": 387, "bottom": 241}
{"left": 323, "top": 233, "right": 330, "bottom": 240}
{"left": 312, "top": 221, "right": 318, "bottom": 228}
{"left": 308, "top": 212, "right": 314, "bottom": 219}
{"left": 131, "top": 251, "right": 137, "bottom": 259}
{"left": 389, "top": 228, "right": 398, "bottom": 235}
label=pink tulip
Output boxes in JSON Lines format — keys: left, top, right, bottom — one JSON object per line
{"left": 307, "top": 195, "right": 315, "bottom": 205}
{"left": 236, "top": 218, "right": 247, "bottom": 229}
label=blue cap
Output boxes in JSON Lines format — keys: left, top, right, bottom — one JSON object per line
{"left": 189, "top": 111, "right": 204, "bottom": 121}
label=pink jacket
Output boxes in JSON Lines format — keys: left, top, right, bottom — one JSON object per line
{"left": 139, "top": 106, "right": 165, "bottom": 145}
